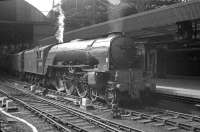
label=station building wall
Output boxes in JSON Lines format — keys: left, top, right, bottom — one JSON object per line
{"left": 33, "top": 24, "right": 55, "bottom": 44}
{"left": 0, "top": 0, "right": 55, "bottom": 47}
{"left": 0, "top": 0, "right": 16, "bottom": 21}
{"left": 0, "top": 23, "right": 33, "bottom": 43}
{"left": 15, "top": 0, "right": 47, "bottom": 22}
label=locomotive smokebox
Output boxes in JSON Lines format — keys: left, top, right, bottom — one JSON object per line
{"left": 110, "top": 37, "right": 139, "bottom": 69}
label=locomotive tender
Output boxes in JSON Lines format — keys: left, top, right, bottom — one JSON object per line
{"left": 8, "top": 34, "right": 155, "bottom": 104}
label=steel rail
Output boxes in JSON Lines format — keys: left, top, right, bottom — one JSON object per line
{"left": 35, "top": 95, "right": 143, "bottom": 132}
{"left": 119, "top": 108, "right": 200, "bottom": 132}
{"left": 7, "top": 77, "right": 200, "bottom": 131}
{"left": 0, "top": 88, "right": 72, "bottom": 132}
{"left": 0, "top": 81, "right": 143, "bottom": 132}
{"left": 0, "top": 86, "right": 121, "bottom": 132}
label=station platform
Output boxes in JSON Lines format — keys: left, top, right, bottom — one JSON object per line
{"left": 156, "top": 78, "right": 200, "bottom": 99}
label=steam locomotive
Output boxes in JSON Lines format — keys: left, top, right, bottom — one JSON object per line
{"left": 6, "top": 34, "right": 155, "bottom": 104}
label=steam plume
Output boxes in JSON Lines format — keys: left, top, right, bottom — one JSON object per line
{"left": 107, "top": 0, "right": 123, "bottom": 32}
{"left": 107, "top": 0, "right": 121, "bottom": 5}
{"left": 55, "top": 0, "right": 65, "bottom": 43}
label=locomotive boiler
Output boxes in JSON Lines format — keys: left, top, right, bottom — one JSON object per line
{"left": 43, "top": 34, "right": 155, "bottom": 103}
{"left": 8, "top": 34, "right": 155, "bottom": 105}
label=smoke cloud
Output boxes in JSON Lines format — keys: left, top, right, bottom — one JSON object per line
{"left": 55, "top": 0, "right": 65, "bottom": 43}
{"left": 107, "top": 0, "right": 121, "bottom": 5}
{"left": 107, "top": 0, "right": 123, "bottom": 32}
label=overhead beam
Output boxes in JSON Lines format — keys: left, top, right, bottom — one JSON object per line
{"left": 38, "top": 0, "right": 200, "bottom": 45}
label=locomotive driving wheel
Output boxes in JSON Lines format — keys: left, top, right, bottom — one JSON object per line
{"left": 76, "top": 74, "right": 88, "bottom": 98}
{"left": 56, "top": 78, "right": 65, "bottom": 92}
{"left": 56, "top": 76, "right": 76, "bottom": 95}
{"left": 65, "top": 79, "right": 76, "bottom": 95}
{"left": 76, "top": 81, "right": 88, "bottom": 98}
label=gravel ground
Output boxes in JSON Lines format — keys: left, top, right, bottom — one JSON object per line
{"left": 10, "top": 106, "right": 60, "bottom": 132}
{"left": 2, "top": 77, "right": 196, "bottom": 132}
{"left": 0, "top": 110, "right": 32, "bottom": 132}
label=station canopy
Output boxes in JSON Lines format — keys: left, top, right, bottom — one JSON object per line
{"left": 39, "top": 0, "right": 200, "bottom": 45}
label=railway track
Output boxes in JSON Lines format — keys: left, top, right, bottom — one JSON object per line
{"left": 0, "top": 100, "right": 62, "bottom": 132}
{"left": 5, "top": 77, "right": 200, "bottom": 132}
{"left": 6, "top": 78, "right": 110, "bottom": 111}
{"left": 154, "top": 92, "right": 200, "bottom": 105}
{"left": 9, "top": 78, "right": 200, "bottom": 105}
{"left": 119, "top": 108, "right": 200, "bottom": 132}
{"left": 0, "top": 79, "right": 143, "bottom": 132}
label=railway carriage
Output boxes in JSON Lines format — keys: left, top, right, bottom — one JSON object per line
{"left": 9, "top": 54, "right": 18, "bottom": 74}
{"left": 17, "top": 51, "right": 24, "bottom": 74}
{"left": 0, "top": 54, "right": 11, "bottom": 73}
{"left": 4, "top": 51, "right": 24, "bottom": 76}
